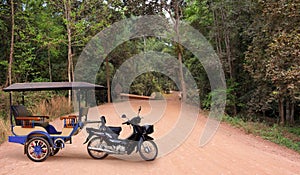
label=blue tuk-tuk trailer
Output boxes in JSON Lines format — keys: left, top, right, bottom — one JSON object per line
{"left": 3, "top": 82, "right": 105, "bottom": 162}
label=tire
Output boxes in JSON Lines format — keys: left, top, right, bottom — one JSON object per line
{"left": 138, "top": 140, "right": 158, "bottom": 161}
{"left": 26, "top": 137, "right": 50, "bottom": 162}
{"left": 87, "top": 137, "right": 108, "bottom": 159}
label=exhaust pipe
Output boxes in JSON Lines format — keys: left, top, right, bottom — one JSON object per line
{"left": 88, "top": 146, "right": 116, "bottom": 154}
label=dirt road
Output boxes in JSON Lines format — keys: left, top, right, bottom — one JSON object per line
{"left": 1, "top": 95, "right": 300, "bottom": 175}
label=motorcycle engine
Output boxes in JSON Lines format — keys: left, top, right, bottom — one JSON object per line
{"left": 116, "top": 145, "right": 126, "bottom": 153}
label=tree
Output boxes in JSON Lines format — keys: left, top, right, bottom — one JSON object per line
{"left": 122, "top": 0, "right": 162, "bottom": 16}
{"left": 206, "top": 0, "right": 257, "bottom": 115}
{"left": 162, "top": 0, "right": 188, "bottom": 101}
{"left": 266, "top": 31, "right": 300, "bottom": 124}
{"left": 7, "top": 0, "right": 14, "bottom": 86}
{"left": 245, "top": 0, "right": 300, "bottom": 124}
{"left": 184, "top": 0, "right": 256, "bottom": 114}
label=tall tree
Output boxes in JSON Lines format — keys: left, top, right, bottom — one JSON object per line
{"left": 7, "top": 0, "right": 14, "bottom": 86}
{"left": 245, "top": 0, "right": 300, "bottom": 124}
{"left": 63, "top": 0, "right": 73, "bottom": 105}
{"left": 162, "top": 0, "right": 188, "bottom": 101}
{"left": 207, "top": 0, "right": 237, "bottom": 115}
{"left": 0, "top": 1, "right": 10, "bottom": 85}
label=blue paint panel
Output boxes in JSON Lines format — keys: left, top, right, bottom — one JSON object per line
{"left": 8, "top": 136, "right": 27, "bottom": 144}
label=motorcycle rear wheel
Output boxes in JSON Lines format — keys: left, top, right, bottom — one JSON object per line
{"left": 138, "top": 140, "right": 158, "bottom": 161}
{"left": 87, "top": 137, "right": 109, "bottom": 159}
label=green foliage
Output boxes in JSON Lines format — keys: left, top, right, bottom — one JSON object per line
{"left": 130, "top": 72, "right": 163, "bottom": 96}
{"left": 0, "top": 0, "right": 299, "bottom": 126}
{"left": 202, "top": 81, "right": 243, "bottom": 114}
{"left": 244, "top": 0, "right": 300, "bottom": 122}
{"left": 184, "top": 56, "right": 209, "bottom": 106}
{"left": 266, "top": 30, "right": 300, "bottom": 100}
{"left": 184, "top": 0, "right": 212, "bottom": 36}
{"left": 287, "top": 127, "right": 300, "bottom": 136}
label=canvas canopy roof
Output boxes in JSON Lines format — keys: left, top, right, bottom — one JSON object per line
{"left": 3, "top": 82, "right": 106, "bottom": 92}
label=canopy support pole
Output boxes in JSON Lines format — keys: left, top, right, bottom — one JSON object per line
{"left": 9, "top": 92, "right": 13, "bottom": 130}
{"left": 78, "top": 90, "right": 81, "bottom": 122}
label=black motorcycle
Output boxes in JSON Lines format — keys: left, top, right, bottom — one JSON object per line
{"left": 84, "top": 107, "right": 158, "bottom": 161}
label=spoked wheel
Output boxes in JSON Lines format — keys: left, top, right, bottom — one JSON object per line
{"left": 87, "top": 137, "right": 108, "bottom": 159}
{"left": 138, "top": 140, "right": 158, "bottom": 161}
{"left": 26, "top": 137, "right": 50, "bottom": 162}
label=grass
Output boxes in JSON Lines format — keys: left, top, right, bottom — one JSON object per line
{"left": 30, "top": 96, "right": 73, "bottom": 121}
{"left": 0, "top": 119, "right": 10, "bottom": 144}
{"left": 222, "top": 115, "right": 300, "bottom": 153}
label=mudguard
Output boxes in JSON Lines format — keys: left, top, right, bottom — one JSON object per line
{"left": 83, "top": 128, "right": 94, "bottom": 144}
{"left": 83, "top": 127, "right": 105, "bottom": 144}
{"left": 26, "top": 131, "right": 53, "bottom": 146}
{"left": 144, "top": 135, "right": 154, "bottom": 141}
{"left": 24, "top": 131, "right": 53, "bottom": 154}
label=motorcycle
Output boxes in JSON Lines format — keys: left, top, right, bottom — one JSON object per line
{"left": 84, "top": 106, "right": 158, "bottom": 161}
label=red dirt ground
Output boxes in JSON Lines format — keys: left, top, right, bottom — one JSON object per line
{"left": 1, "top": 93, "right": 300, "bottom": 175}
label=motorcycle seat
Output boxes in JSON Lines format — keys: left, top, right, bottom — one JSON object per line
{"left": 107, "top": 126, "right": 122, "bottom": 135}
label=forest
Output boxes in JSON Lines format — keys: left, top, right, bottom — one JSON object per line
{"left": 0, "top": 0, "right": 299, "bottom": 145}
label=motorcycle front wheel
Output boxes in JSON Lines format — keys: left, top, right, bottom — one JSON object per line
{"left": 138, "top": 140, "right": 158, "bottom": 161}
{"left": 87, "top": 137, "right": 109, "bottom": 159}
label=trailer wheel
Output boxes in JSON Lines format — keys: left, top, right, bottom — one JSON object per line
{"left": 26, "top": 137, "right": 50, "bottom": 162}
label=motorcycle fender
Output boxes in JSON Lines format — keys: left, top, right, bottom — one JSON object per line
{"left": 84, "top": 128, "right": 105, "bottom": 144}
{"left": 144, "top": 135, "right": 154, "bottom": 141}
{"left": 83, "top": 137, "right": 90, "bottom": 144}
{"left": 83, "top": 132, "right": 94, "bottom": 144}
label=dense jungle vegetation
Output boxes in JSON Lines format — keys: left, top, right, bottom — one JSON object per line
{"left": 0, "top": 0, "right": 299, "bottom": 146}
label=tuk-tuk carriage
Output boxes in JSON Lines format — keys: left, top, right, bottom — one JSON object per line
{"left": 3, "top": 82, "right": 105, "bottom": 162}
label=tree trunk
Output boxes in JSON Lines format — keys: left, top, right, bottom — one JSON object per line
{"left": 279, "top": 97, "right": 285, "bottom": 125}
{"left": 106, "top": 57, "right": 111, "bottom": 103}
{"left": 162, "top": 1, "right": 187, "bottom": 101}
{"left": 286, "top": 100, "right": 290, "bottom": 125}
{"left": 290, "top": 102, "right": 295, "bottom": 125}
{"left": 174, "top": 1, "right": 187, "bottom": 102}
{"left": 48, "top": 45, "right": 52, "bottom": 82}
{"left": 177, "top": 47, "right": 186, "bottom": 101}
{"left": 220, "top": 6, "right": 237, "bottom": 116}
{"left": 212, "top": 9, "right": 222, "bottom": 58}
{"left": 64, "top": 0, "right": 73, "bottom": 106}
{"left": 7, "top": 0, "right": 14, "bottom": 86}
